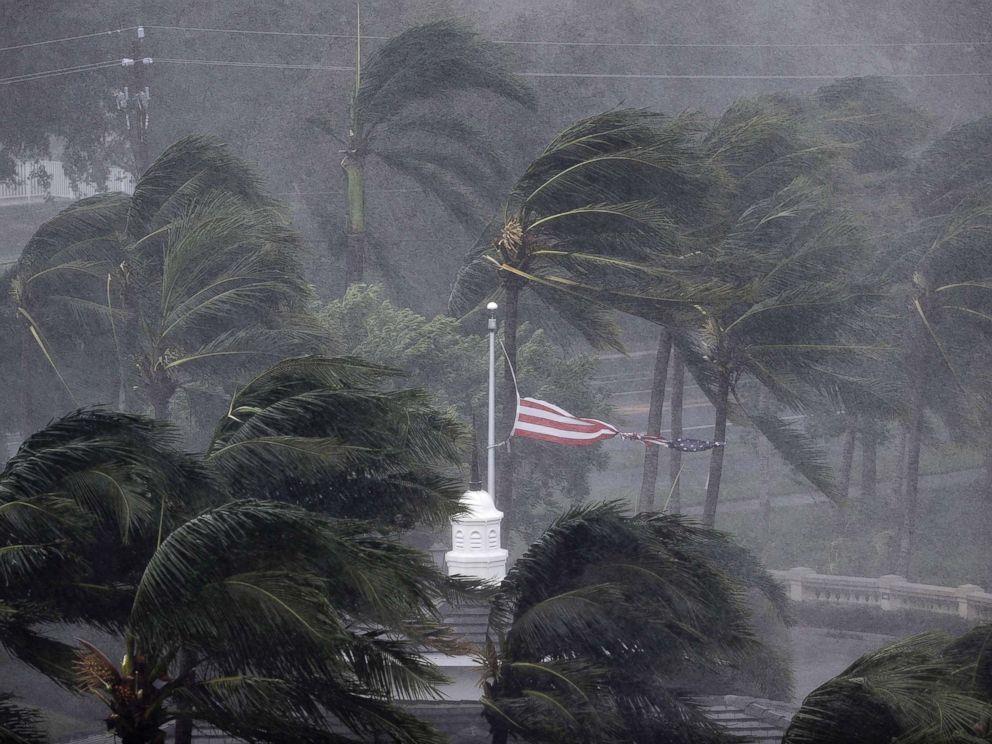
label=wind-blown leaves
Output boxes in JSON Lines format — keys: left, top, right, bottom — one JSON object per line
{"left": 483, "top": 502, "right": 782, "bottom": 743}
{"left": 784, "top": 633, "right": 992, "bottom": 743}
{"left": 206, "top": 355, "right": 467, "bottom": 529}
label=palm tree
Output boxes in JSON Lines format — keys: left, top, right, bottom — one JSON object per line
{"left": 480, "top": 502, "right": 789, "bottom": 744}
{"left": 204, "top": 355, "right": 467, "bottom": 530}
{"left": 0, "top": 694, "right": 46, "bottom": 744}
{"left": 74, "top": 499, "right": 472, "bottom": 744}
{"left": 880, "top": 116, "right": 992, "bottom": 577}
{"left": 0, "top": 409, "right": 208, "bottom": 738}
{"left": 0, "top": 389, "right": 477, "bottom": 743}
{"left": 783, "top": 631, "right": 992, "bottom": 743}
{"left": 14, "top": 136, "right": 313, "bottom": 422}
{"left": 450, "top": 109, "right": 712, "bottom": 532}
{"left": 311, "top": 17, "right": 534, "bottom": 284}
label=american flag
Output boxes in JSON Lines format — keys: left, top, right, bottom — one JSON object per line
{"left": 512, "top": 397, "right": 724, "bottom": 452}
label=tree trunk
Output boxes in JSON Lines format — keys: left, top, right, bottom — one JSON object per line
{"left": 342, "top": 153, "right": 366, "bottom": 285}
{"left": 982, "top": 449, "right": 992, "bottom": 501}
{"left": 891, "top": 426, "right": 907, "bottom": 511}
{"left": 835, "top": 427, "right": 857, "bottom": 533}
{"left": 500, "top": 280, "right": 521, "bottom": 540}
{"left": 861, "top": 433, "right": 878, "bottom": 504}
{"left": 668, "top": 349, "right": 685, "bottom": 513}
{"left": 637, "top": 329, "right": 672, "bottom": 513}
{"left": 839, "top": 428, "right": 857, "bottom": 501}
{"left": 702, "top": 371, "right": 731, "bottom": 527}
{"left": 19, "top": 322, "right": 34, "bottom": 436}
{"left": 897, "top": 327, "right": 927, "bottom": 579}
{"left": 172, "top": 649, "right": 196, "bottom": 744}
{"left": 491, "top": 727, "right": 509, "bottom": 744}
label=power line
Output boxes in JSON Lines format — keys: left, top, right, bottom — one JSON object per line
{"left": 147, "top": 24, "right": 376, "bottom": 41}
{"left": 155, "top": 58, "right": 992, "bottom": 80}
{"left": 157, "top": 57, "right": 353, "bottom": 72}
{"left": 0, "top": 60, "right": 121, "bottom": 86}
{"left": 518, "top": 70, "right": 992, "bottom": 80}
{"left": 0, "top": 28, "right": 134, "bottom": 54}
{"left": 146, "top": 23, "right": 992, "bottom": 50}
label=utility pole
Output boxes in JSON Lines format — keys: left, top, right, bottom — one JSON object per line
{"left": 115, "top": 26, "right": 152, "bottom": 177}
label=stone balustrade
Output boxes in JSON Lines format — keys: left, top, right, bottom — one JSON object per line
{"left": 771, "top": 567, "right": 992, "bottom": 622}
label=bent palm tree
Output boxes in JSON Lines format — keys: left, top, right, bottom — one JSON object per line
{"left": 481, "top": 502, "right": 789, "bottom": 744}
{"left": 14, "top": 136, "right": 313, "bottom": 421}
{"left": 74, "top": 500, "right": 472, "bottom": 744}
{"left": 0, "top": 409, "right": 208, "bottom": 732}
{"left": 784, "top": 631, "right": 992, "bottom": 743}
{"left": 883, "top": 116, "right": 992, "bottom": 577}
{"left": 312, "top": 18, "right": 534, "bottom": 283}
{"left": 206, "top": 355, "right": 467, "bottom": 530}
{"left": 450, "top": 109, "right": 712, "bottom": 532}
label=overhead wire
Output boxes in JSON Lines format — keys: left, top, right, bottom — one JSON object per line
{"left": 145, "top": 24, "right": 992, "bottom": 50}
{"left": 0, "top": 60, "right": 121, "bottom": 86}
{"left": 0, "top": 27, "right": 134, "bottom": 53}
{"left": 153, "top": 58, "right": 992, "bottom": 80}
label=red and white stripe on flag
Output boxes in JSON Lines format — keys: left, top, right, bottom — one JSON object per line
{"left": 512, "top": 397, "right": 620, "bottom": 446}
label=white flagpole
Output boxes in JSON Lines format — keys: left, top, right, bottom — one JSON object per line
{"left": 487, "top": 301, "right": 498, "bottom": 498}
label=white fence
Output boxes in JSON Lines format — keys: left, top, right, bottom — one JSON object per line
{"left": 772, "top": 567, "right": 992, "bottom": 622}
{"left": 0, "top": 160, "right": 134, "bottom": 204}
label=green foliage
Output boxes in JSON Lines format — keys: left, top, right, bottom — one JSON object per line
{"left": 784, "top": 632, "right": 992, "bottom": 743}
{"left": 7, "top": 136, "right": 316, "bottom": 432}
{"left": 320, "top": 284, "right": 611, "bottom": 544}
{"left": 1, "top": 365, "right": 487, "bottom": 742}
{"left": 0, "top": 693, "right": 47, "bottom": 744}
{"left": 71, "top": 500, "right": 469, "bottom": 744}
{"left": 206, "top": 354, "right": 467, "bottom": 530}
{"left": 449, "top": 108, "right": 715, "bottom": 350}
{"left": 482, "top": 502, "right": 788, "bottom": 743}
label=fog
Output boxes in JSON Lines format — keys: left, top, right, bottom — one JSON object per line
{"left": 2, "top": 2, "right": 992, "bottom": 742}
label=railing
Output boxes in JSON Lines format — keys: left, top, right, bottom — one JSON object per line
{"left": 771, "top": 567, "right": 992, "bottom": 622}
{"left": 0, "top": 160, "right": 134, "bottom": 204}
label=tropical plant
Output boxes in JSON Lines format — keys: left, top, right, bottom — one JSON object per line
{"left": 480, "top": 502, "right": 790, "bottom": 744}
{"left": 0, "top": 693, "right": 46, "bottom": 744}
{"left": 0, "top": 409, "right": 208, "bottom": 742}
{"left": 0, "top": 370, "right": 485, "bottom": 743}
{"left": 880, "top": 115, "right": 992, "bottom": 577}
{"left": 73, "top": 499, "right": 475, "bottom": 744}
{"left": 204, "top": 354, "right": 468, "bottom": 531}
{"left": 10, "top": 136, "right": 314, "bottom": 425}
{"left": 450, "top": 109, "right": 712, "bottom": 532}
{"left": 783, "top": 630, "right": 992, "bottom": 743}
{"left": 632, "top": 176, "right": 873, "bottom": 525}
{"left": 310, "top": 17, "right": 534, "bottom": 284}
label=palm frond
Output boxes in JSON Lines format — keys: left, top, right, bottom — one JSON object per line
{"left": 354, "top": 19, "right": 534, "bottom": 132}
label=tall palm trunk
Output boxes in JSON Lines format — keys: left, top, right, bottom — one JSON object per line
{"left": 668, "top": 349, "right": 685, "bottom": 513}
{"left": 898, "top": 321, "right": 927, "bottom": 579}
{"left": 637, "top": 329, "right": 672, "bottom": 512}
{"left": 861, "top": 433, "right": 877, "bottom": 504}
{"left": 500, "top": 280, "right": 521, "bottom": 539}
{"left": 702, "top": 371, "right": 731, "bottom": 527}
{"left": 342, "top": 151, "right": 367, "bottom": 285}
{"left": 891, "top": 426, "right": 908, "bottom": 511}
{"left": 19, "top": 321, "right": 34, "bottom": 436}
{"left": 835, "top": 427, "right": 857, "bottom": 533}
{"left": 173, "top": 649, "right": 196, "bottom": 744}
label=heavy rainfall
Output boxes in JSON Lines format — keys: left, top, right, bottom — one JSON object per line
{"left": 1, "top": 1, "right": 992, "bottom": 742}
